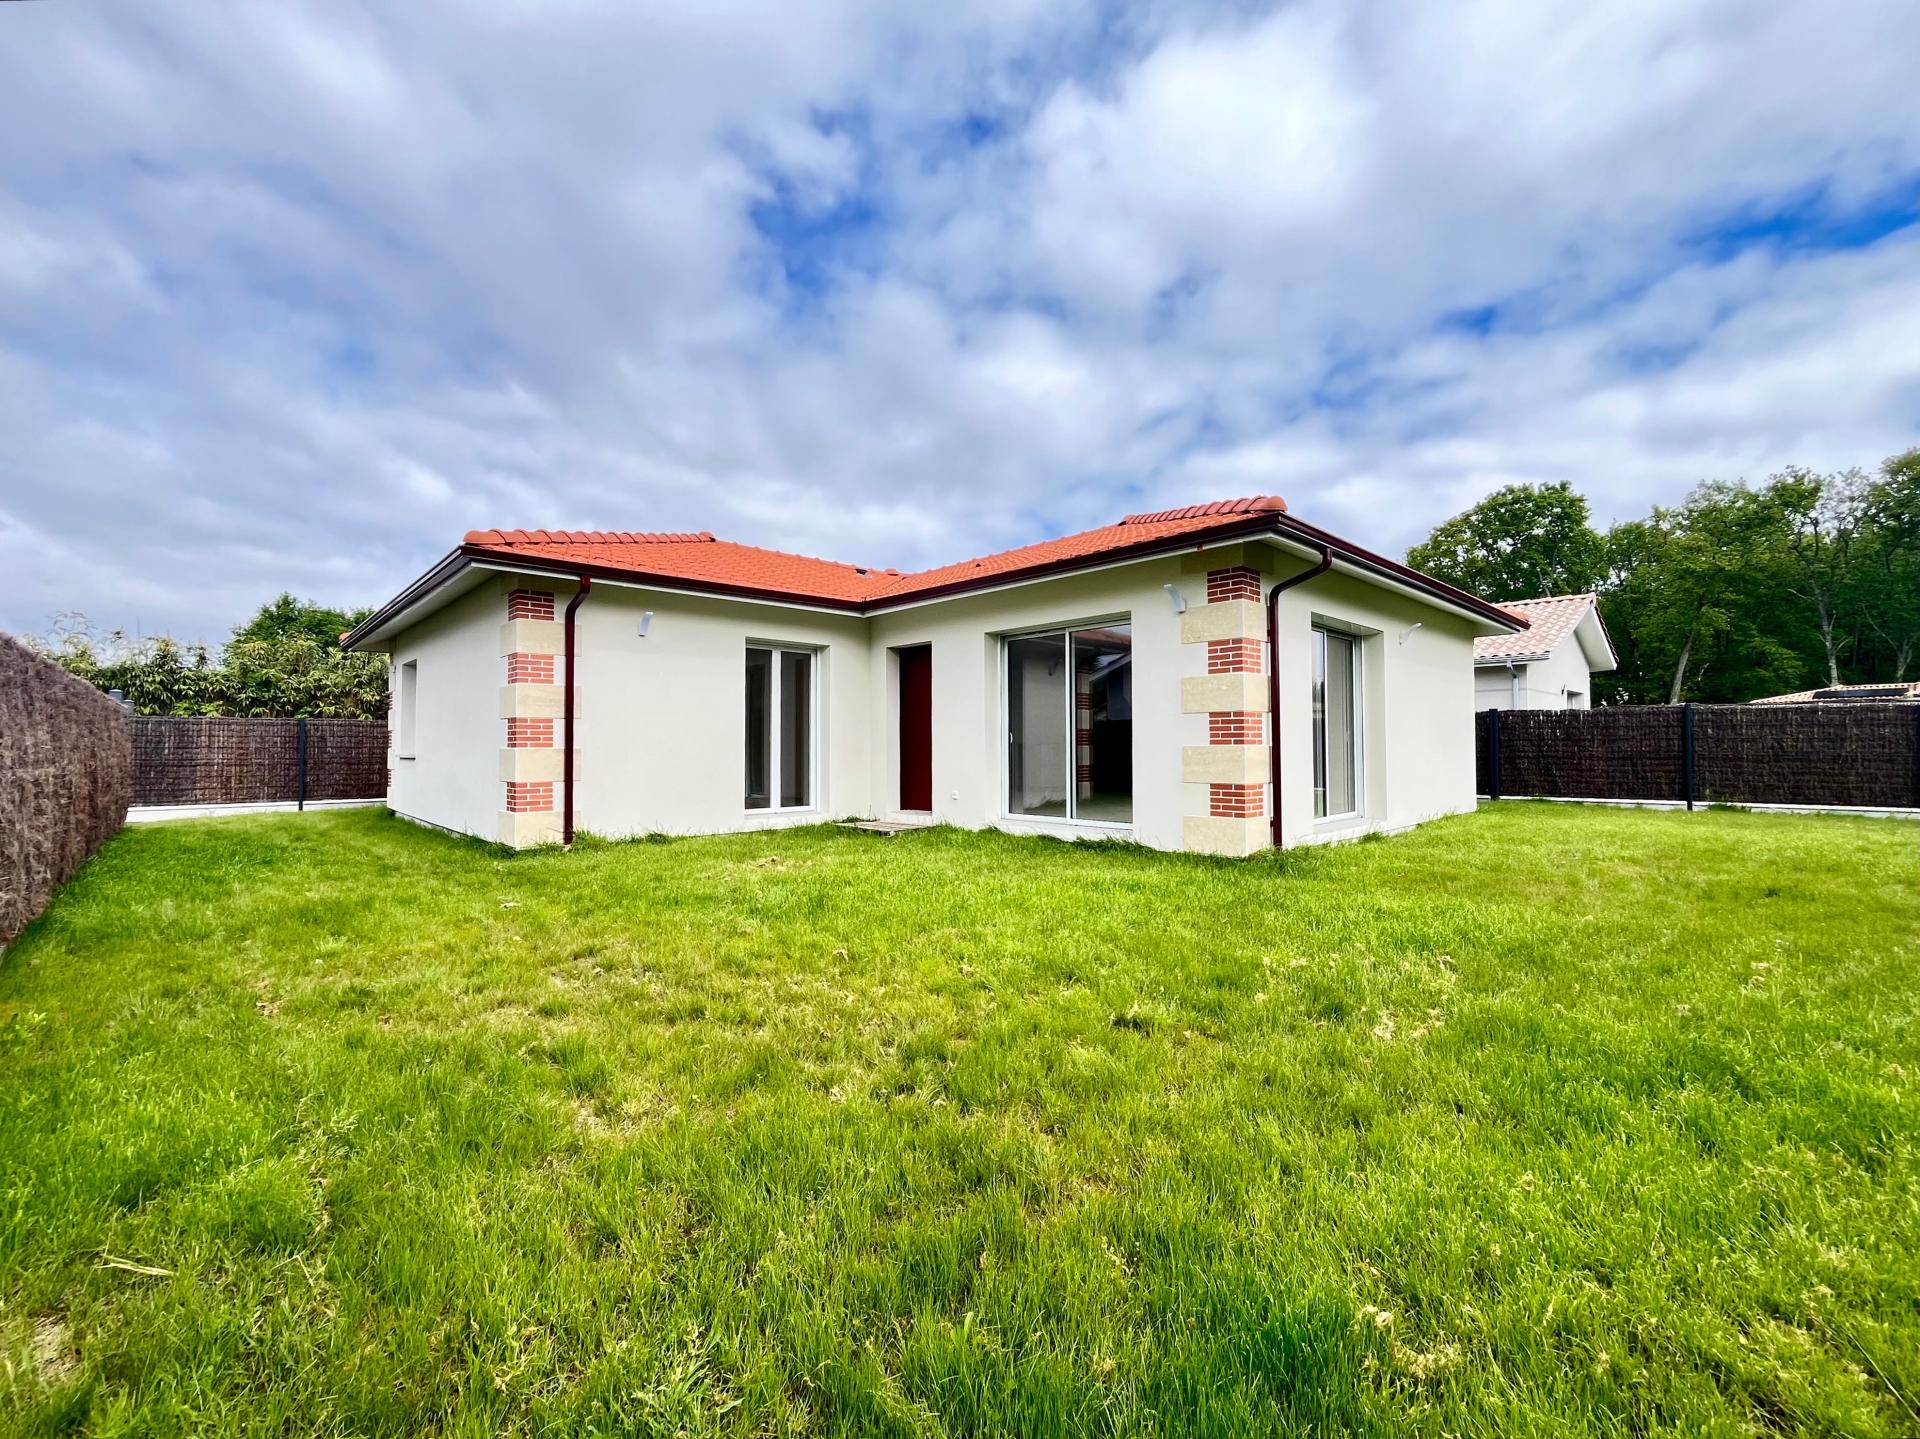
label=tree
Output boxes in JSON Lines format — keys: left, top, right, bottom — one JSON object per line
{"left": 1407, "top": 481, "right": 1605, "bottom": 602}
{"left": 1854, "top": 448, "right": 1920, "bottom": 679}
{"left": 34, "top": 595, "right": 386, "bottom": 719}
{"left": 1773, "top": 466, "right": 1870, "bottom": 688}
{"left": 1598, "top": 481, "right": 1807, "bottom": 704}
{"left": 232, "top": 593, "right": 370, "bottom": 648}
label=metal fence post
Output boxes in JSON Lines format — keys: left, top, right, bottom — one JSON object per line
{"left": 1487, "top": 708, "right": 1502, "bottom": 801}
{"left": 1681, "top": 703, "right": 1695, "bottom": 811}
{"left": 296, "top": 717, "right": 308, "bottom": 812}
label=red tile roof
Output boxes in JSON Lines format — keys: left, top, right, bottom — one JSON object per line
{"left": 1750, "top": 681, "right": 1920, "bottom": 704}
{"left": 344, "top": 496, "right": 1527, "bottom": 646}
{"left": 461, "top": 496, "right": 1297, "bottom": 607}
{"left": 1473, "top": 593, "right": 1598, "bottom": 663}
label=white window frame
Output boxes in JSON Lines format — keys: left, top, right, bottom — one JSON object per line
{"left": 744, "top": 642, "right": 820, "bottom": 814}
{"left": 1311, "top": 624, "right": 1364, "bottom": 823}
{"left": 396, "top": 658, "right": 418, "bottom": 759}
{"left": 998, "top": 616, "right": 1134, "bottom": 831}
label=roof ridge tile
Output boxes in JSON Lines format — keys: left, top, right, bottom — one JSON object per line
{"left": 1119, "top": 495, "right": 1287, "bottom": 525}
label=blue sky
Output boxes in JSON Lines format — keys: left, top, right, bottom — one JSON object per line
{"left": 1, "top": 0, "right": 1917, "bottom": 643}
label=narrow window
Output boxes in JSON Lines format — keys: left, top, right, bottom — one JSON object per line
{"left": 744, "top": 648, "right": 771, "bottom": 808}
{"left": 746, "top": 645, "right": 815, "bottom": 811}
{"left": 1005, "top": 622, "right": 1132, "bottom": 824}
{"left": 1311, "top": 628, "right": 1359, "bottom": 819}
{"left": 779, "top": 650, "right": 812, "bottom": 808}
{"left": 396, "top": 659, "right": 418, "bottom": 758}
{"left": 1007, "top": 633, "right": 1067, "bottom": 817}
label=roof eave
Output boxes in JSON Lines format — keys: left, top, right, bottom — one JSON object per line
{"left": 341, "top": 549, "right": 474, "bottom": 650}
{"left": 1573, "top": 605, "right": 1619, "bottom": 672}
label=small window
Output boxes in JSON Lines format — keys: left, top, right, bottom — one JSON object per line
{"left": 745, "top": 645, "right": 815, "bottom": 810}
{"left": 396, "top": 659, "right": 418, "bottom": 758}
{"left": 1311, "top": 628, "right": 1360, "bottom": 820}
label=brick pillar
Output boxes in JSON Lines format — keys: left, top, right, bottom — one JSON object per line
{"left": 1179, "top": 564, "right": 1270, "bottom": 856}
{"left": 497, "top": 586, "right": 566, "bottom": 847}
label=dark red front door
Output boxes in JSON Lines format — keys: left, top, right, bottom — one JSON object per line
{"left": 898, "top": 645, "right": 932, "bottom": 811}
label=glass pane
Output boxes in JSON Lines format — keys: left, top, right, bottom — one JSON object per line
{"left": 1071, "top": 624, "right": 1132, "bottom": 823}
{"left": 1311, "top": 631, "right": 1328, "bottom": 818}
{"left": 779, "top": 650, "right": 812, "bottom": 808}
{"left": 1007, "top": 633, "right": 1068, "bottom": 817}
{"left": 1318, "top": 630, "right": 1357, "bottom": 816}
{"left": 744, "top": 647, "right": 771, "bottom": 809}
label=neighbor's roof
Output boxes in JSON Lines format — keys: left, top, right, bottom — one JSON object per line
{"left": 1750, "top": 681, "right": 1920, "bottom": 705}
{"left": 346, "top": 496, "right": 1528, "bottom": 647}
{"left": 1473, "top": 593, "right": 1613, "bottom": 668}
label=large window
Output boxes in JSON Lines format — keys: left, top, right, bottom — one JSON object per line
{"left": 746, "top": 646, "right": 814, "bottom": 810}
{"left": 1006, "top": 622, "right": 1132, "bottom": 824}
{"left": 1311, "top": 627, "right": 1360, "bottom": 819}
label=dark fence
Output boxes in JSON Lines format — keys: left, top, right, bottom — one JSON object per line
{"left": 1, "top": 634, "right": 133, "bottom": 946}
{"left": 132, "top": 717, "right": 387, "bottom": 807}
{"left": 1478, "top": 704, "right": 1920, "bottom": 810}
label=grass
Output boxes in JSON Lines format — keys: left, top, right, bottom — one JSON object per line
{"left": 0, "top": 804, "right": 1915, "bottom": 1437}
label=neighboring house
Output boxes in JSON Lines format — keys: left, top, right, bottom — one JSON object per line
{"left": 1750, "top": 681, "right": 1920, "bottom": 704}
{"left": 1472, "top": 593, "right": 1616, "bottom": 711}
{"left": 345, "top": 496, "right": 1526, "bottom": 856}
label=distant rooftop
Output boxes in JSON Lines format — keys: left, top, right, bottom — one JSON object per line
{"left": 1750, "top": 681, "right": 1920, "bottom": 705}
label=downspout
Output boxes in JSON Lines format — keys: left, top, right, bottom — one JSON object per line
{"left": 1266, "top": 543, "right": 1334, "bottom": 848}
{"left": 562, "top": 577, "right": 592, "bottom": 845}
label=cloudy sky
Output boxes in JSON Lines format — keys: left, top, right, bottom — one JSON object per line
{"left": 2, "top": 0, "right": 1917, "bottom": 644}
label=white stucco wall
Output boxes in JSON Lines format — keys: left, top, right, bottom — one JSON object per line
{"left": 387, "top": 578, "right": 505, "bottom": 839}
{"left": 865, "top": 556, "right": 1189, "bottom": 849}
{"left": 1475, "top": 636, "right": 1595, "bottom": 710}
{"left": 1269, "top": 560, "right": 1482, "bottom": 847}
{"left": 571, "top": 585, "right": 874, "bottom": 839}
{"left": 377, "top": 548, "right": 1492, "bottom": 853}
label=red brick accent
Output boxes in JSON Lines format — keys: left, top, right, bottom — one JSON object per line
{"left": 508, "top": 589, "right": 557, "bottom": 621}
{"left": 1206, "top": 637, "right": 1263, "bottom": 673}
{"left": 506, "top": 717, "right": 554, "bottom": 748}
{"left": 505, "top": 780, "right": 555, "bottom": 812}
{"left": 1208, "top": 782, "right": 1265, "bottom": 818}
{"left": 506, "top": 653, "right": 555, "bottom": 684}
{"left": 1207, "top": 566, "right": 1262, "bottom": 604}
{"left": 1209, "top": 712, "right": 1264, "bottom": 745}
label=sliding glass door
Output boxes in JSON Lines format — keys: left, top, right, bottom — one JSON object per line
{"left": 1006, "top": 622, "right": 1132, "bottom": 824}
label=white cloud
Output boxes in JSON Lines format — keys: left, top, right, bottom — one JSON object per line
{"left": 0, "top": 0, "right": 1916, "bottom": 642}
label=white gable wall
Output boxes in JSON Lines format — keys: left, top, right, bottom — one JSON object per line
{"left": 1476, "top": 632, "right": 1596, "bottom": 711}
{"left": 387, "top": 577, "right": 510, "bottom": 840}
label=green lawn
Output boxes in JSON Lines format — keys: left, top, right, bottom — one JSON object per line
{"left": 1, "top": 805, "right": 1916, "bottom": 1438}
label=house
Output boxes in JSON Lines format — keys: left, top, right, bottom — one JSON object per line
{"left": 344, "top": 496, "right": 1526, "bottom": 856}
{"left": 1750, "top": 681, "right": 1920, "bottom": 704}
{"left": 1472, "top": 593, "right": 1615, "bottom": 711}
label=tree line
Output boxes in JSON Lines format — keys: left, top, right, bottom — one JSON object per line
{"left": 33, "top": 594, "right": 388, "bottom": 720}
{"left": 1407, "top": 448, "right": 1920, "bottom": 704}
